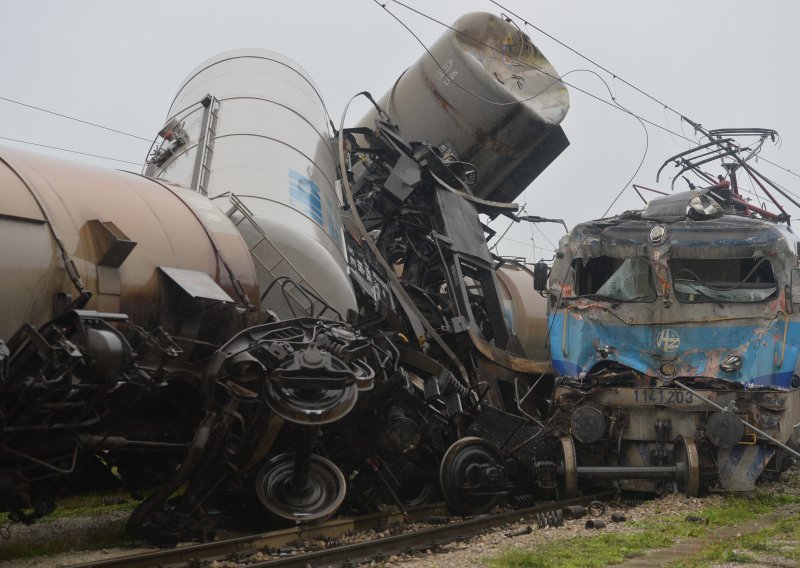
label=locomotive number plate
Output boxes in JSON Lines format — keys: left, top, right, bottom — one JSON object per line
{"left": 633, "top": 389, "right": 695, "bottom": 404}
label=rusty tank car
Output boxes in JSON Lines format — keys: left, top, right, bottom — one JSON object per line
{"left": 545, "top": 130, "right": 800, "bottom": 497}
{"left": 1, "top": 12, "right": 574, "bottom": 541}
{"left": 0, "top": 145, "right": 381, "bottom": 539}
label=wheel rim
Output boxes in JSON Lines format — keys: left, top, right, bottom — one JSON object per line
{"left": 439, "top": 436, "right": 507, "bottom": 516}
{"left": 558, "top": 435, "right": 578, "bottom": 499}
{"left": 673, "top": 435, "right": 700, "bottom": 497}
{"left": 255, "top": 452, "right": 346, "bottom": 522}
{"left": 264, "top": 379, "right": 358, "bottom": 425}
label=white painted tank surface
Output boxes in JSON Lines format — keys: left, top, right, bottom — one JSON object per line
{"left": 149, "top": 49, "right": 355, "bottom": 319}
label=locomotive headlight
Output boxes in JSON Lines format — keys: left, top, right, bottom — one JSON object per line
{"left": 720, "top": 354, "right": 743, "bottom": 373}
{"left": 649, "top": 225, "right": 667, "bottom": 244}
{"left": 660, "top": 362, "right": 677, "bottom": 377}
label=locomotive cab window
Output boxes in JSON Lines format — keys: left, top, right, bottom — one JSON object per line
{"left": 569, "top": 256, "right": 656, "bottom": 302}
{"left": 669, "top": 257, "right": 777, "bottom": 303}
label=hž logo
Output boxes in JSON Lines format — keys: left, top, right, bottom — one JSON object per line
{"left": 656, "top": 329, "right": 681, "bottom": 352}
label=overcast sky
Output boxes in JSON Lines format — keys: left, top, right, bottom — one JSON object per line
{"left": 2, "top": 0, "right": 798, "bottom": 261}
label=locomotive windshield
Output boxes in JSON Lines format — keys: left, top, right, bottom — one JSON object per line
{"left": 669, "top": 257, "right": 777, "bottom": 303}
{"left": 569, "top": 256, "right": 657, "bottom": 302}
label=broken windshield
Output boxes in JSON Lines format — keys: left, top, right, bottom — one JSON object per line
{"left": 669, "top": 257, "right": 777, "bottom": 303}
{"left": 569, "top": 256, "right": 657, "bottom": 302}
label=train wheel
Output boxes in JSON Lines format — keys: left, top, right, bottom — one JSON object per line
{"left": 557, "top": 435, "right": 578, "bottom": 499}
{"left": 673, "top": 435, "right": 700, "bottom": 497}
{"left": 255, "top": 453, "right": 346, "bottom": 522}
{"left": 439, "top": 437, "right": 507, "bottom": 515}
{"left": 264, "top": 380, "right": 358, "bottom": 425}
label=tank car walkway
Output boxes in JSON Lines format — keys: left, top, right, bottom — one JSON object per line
{"left": 614, "top": 503, "right": 800, "bottom": 567}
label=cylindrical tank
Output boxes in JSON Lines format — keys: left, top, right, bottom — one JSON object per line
{"left": 358, "top": 12, "right": 569, "bottom": 205}
{"left": 496, "top": 263, "right": 550, "bottom": 361}
{"left": 148, "top": 49, "right": 356, "bottom": 320}
{"left": 0, "top": 146, "right": 259, "bottom": 348}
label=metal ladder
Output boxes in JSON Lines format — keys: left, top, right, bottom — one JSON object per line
{"left": 191, "top": 95, "right": 220, "bottom": 195}
{"left": 225, "top": 193, "right": 337, "bottom": 318}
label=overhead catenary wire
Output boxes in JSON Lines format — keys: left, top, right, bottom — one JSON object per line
{"left": 0, "top": 95, "right": 152, "bottom": 143}
{"left": 378, "top": 0, "right": 700, "bottom": 145}
{"left": 373, "top": 1, "right": 652, "bottom": 256}
{"left": 0, "top": 135, "right": 141, "bottom": 166}
{"left": 383, "top": 0, "right": 800, "bottom": 219}
{"left": 486, "top": 0, "right": 800, "bottom": 183}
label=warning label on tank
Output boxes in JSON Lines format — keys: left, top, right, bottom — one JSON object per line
{"left": 289, "top": 169, "right": 323, "bottom": 226}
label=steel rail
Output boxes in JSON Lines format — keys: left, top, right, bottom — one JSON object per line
{"left": 248, "top": 492, "right": 616, "bottom": 568}
{"left": 64, "top": 502, "right": 450, "bottom": 568}
{"left": 66, "top": 492, "right": 615, "bottom": 568}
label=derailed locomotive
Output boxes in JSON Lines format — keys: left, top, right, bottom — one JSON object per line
{"left": 0, "top": 12, "right": 573, "bottom": 541}
{"left": 547, "top": 136, "right": 800, "bottom": 496}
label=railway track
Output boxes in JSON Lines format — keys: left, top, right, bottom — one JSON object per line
{"left": 66, "top": 492, "right": 614, "bottom": 568}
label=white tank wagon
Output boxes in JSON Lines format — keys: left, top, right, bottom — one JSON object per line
{"left": 148, "top": 49, "right": 356, "bottom": 320}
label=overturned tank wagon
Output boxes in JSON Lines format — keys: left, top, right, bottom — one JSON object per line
{"left": 0, "top": 146, "right": 382, "bottom": 541}
{"left": 1, "top": 11, "right": 573, "bottom": 541}
{"left": 546, "top": 140, "right": 800, "bottom": 496}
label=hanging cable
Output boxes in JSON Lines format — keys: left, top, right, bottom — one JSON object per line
{"left": 484, "top": 0, "right": 800, "bottom": 182}
{"left": 0, "top": 135, "right": 141, "bottom": 166}
{"left": 0, "top": 95, "right": 151, "bottom": 142}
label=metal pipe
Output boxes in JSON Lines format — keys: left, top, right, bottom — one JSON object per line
{"left": 291, "top": 427, "right": 318, "bottom": 492}
{"left": 673, "top": 381, "right": 800, "bottom": 460}
{"left": 576, "top": 466, "right": 676, "bottom": 480}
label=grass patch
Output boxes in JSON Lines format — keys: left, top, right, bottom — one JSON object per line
{"left": 0, "top": 517, "right": 133, "bottom": 562}
{"left": 488, "top": 491, "right": 800, "bottom": 568}
{"left": 680, "top": 512, "right": 800, "bottom": 567}
{"left": 1, "top": 491, "right": 137, "bottom": 524}
{"left": 0, "top": 492, "right": 140, "bottom": 562}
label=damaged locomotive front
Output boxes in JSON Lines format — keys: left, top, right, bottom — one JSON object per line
{"left": 548, "top": 179, "right": 800, "bottom": 495}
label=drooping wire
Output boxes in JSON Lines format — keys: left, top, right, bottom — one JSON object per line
{"left": 377, "top": 0, "right": 698, "bottom": 145}
{"left": 374, "top": 1, "right": 653, "bottom": 241}
{"left": 384, "top": 0, "right": 798, "bottom": 193}
{"left": 372, "top": 0, "right": 551, "bottom": 107}
{"left": 486, "top": 0, "right": 800, "bottom": 182}
{"left": 488, "top": 0, "right": 687, "bottom": 118}
{"left": 0, "top": 95, "right": 151, "bottom": 142}
{"left": 0, "top": 135, "right": 141, "bottom": 166}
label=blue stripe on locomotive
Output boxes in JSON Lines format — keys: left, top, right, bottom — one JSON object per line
{"left": 548, "top": 313, "right": 799, "bottom": 389}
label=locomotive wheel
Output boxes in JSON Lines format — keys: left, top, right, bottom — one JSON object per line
{"left": 255, "top": 452, "right": 346, "bottom": 522}
{"left": 557, "top": 435, "right": 578, "bottom": 499}
{"left": 673, "top": 435, "right": 700, "bottom": 497}
{"left": 264, "top": 380, "right": 358, "bottom": 425}
{"left": 439, "top": 436, "right": 507, "bottom": 516}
